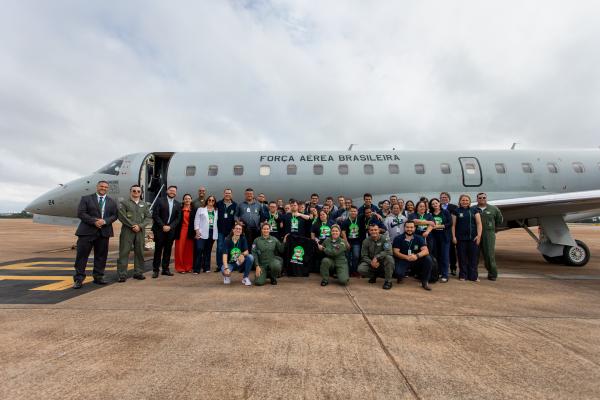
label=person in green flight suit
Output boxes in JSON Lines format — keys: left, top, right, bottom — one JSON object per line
{"left": 252, "top": 223, "right": 284, "bottom": 286}
{"left": 318, "top": 225, "right": 349, "bottom": 286}
{"left": 116, "top": 184, "right": 153, "bottom": 282}
{"left": 358, "top": 224, "right": 395, "bottom": 290}
{"left": 476, "top": 192, "right": 504, "bottom": 281}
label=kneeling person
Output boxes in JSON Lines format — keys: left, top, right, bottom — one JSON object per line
{"left": 358, "top": 224, "right": 394, "bottom": 290}
{"left": 222, "top": 223, "right": 254, "bottom": 286}
{"left": 392, "top": 221, "right": 433, "bottom": 291}
{"left": 318, "top": 225, "right": 349, "bottom": 286}
{"left": 252, "top": 223, "right": 284, "bottom": 286}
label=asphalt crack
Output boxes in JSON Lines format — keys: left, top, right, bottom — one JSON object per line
{"left": 343, "top": 286, "right": 421, "bottom": 400}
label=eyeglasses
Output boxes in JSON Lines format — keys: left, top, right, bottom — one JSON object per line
{"left": 207, "top": 199, "right": 215, "bottom": 202}
{"left": 131, "top": 190, "right": 141, "bottom": 193}
{"left": 477, "top": 196, "right": 486, "bottom": 199}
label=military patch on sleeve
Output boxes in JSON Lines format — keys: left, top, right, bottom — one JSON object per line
{"left": 383, "top": 243, "right": 391, "bottom": 250}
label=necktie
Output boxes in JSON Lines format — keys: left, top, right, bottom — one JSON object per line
{"left": 98, "top": 197, "right": 105, "bottom": 218}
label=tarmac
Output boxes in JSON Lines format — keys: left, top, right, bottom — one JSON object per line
{"left": 1, "top": 219, "right": 599, "bottom": 399}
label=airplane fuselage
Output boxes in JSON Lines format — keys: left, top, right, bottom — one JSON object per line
{"left": 26, "top": 149, "right": 600, "bottom": 221}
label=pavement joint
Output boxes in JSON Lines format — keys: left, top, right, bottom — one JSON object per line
{"left": 1, "top": 306, "right": 599, "bottom": 321}
{"left": 343, "top": 285, "right": 421, "bottom": 400}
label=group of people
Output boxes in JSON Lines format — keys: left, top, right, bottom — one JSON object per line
{"left": 71, "top": 181, "right": 503, "bottom": 291}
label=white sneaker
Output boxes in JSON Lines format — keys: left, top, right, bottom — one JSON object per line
{"left": 242, "top": 277, "right": 252, "bottom": 286}
{"left": 223, "top": 276, "right": 231, "bottom": 285}
{"left": 441, "top": 278, "right": 448, "bottom": 283}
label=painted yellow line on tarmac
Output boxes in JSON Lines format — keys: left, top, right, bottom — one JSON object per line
{"left": 0, "top": 262, "right": 133, "bottom": 271}
{"left": 0, "top": 276, "right": 93, "bottom": 291}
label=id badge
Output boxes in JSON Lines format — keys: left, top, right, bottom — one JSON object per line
{"left": 408, "top": 249, "right": 412, "bottom": 255}
{"left": 224, "top": 213, "right": 228, "bottom": 218}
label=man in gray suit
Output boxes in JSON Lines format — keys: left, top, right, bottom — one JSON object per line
{"left": 72, "top": 180, "right": 118, "bottom": 288}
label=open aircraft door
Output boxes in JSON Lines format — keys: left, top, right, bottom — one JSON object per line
{"left": 458, "top": 157, "right": 482, "bottom": 187}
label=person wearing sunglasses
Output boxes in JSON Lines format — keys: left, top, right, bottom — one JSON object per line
{"left": 476, "top": 192, "right": 503, "bottom": 281}
{"left": 116, "top": 184, "right": 153, "bottom": 282}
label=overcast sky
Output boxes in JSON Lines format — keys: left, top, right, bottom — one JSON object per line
{"left": 1, "top": 1, "right": 599, "bottom": 212}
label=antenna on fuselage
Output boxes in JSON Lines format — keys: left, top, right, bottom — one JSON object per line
{"left": 511, "top": 142, "right": 519, "bottom": 150}
{"left": 348, "top": 144, "right": 358, "bottom": 151}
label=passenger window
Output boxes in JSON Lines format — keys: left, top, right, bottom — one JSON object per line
{"left": 338, "top": 164, "right": 349, "bottom": 175}
{"left": 547, "top": 163, "right": 559, "bottom": 174}
{"left": 388, "top": 164, "right": 399, "bottom": 174}
{"left": 313, "top": 164, "right": 324, "bottom": 175}
{"left": 522, "top": 163, "right": 533, "bottom": 173}
{"left": 185, "top": 166, "right": 196, "bottom": 177}
{"left": 364, "top": 164, "right": 374, "bottom": 175}
{"left": 287, "top": 164, "right": 297, "bottom": 175}
{"left": 414, "top": 164, "right": 425, "bottom": 174}
{"left": 572, "top": 162, "right": 585, "bottom": 173}
{"left": 464, "top": 163, "right": 476, "bottom": 175}
{"left": 233, "top": 165, "right": 244, "bottom": 176}
{"left": 259, "top": 165, "right": 271, "bottom": 176}
{"left": 495, "top": 163, "right": 506, "bottom": 174}
{"left": 208, "top": 165, "right": 218, "bottom": 176}
{"left": 440, "top": 163, "right": 451, "bottom": 174}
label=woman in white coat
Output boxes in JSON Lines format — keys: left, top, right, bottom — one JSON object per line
{"left": 194, "top": 195, "right": 219, "bottom": 273}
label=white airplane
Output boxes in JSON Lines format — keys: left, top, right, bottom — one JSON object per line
{"left": 26, "top": 149, "right": 600, "bottom": 266}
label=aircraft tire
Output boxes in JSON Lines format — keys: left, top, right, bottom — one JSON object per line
{"left": 563, "top": 240, "right": 590, "bottom": 267}
{"left": 542, "top": 254, "right": 565, "bottom": 265}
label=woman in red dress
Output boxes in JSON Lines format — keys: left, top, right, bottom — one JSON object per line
{"left": 174, "top": 194, "right": 195, "bottom": 273}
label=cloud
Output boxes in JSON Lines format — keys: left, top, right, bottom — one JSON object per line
{"left": 1, "top": 0, "right": 599, "bottom": 212}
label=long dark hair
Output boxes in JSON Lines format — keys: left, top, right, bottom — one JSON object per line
{"left": 227, "top": 222, "right": 245, "bottom": 240}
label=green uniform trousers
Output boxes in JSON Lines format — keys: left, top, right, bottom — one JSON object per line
{"left": 358, "top": 255, "right": 394, "bottom": 282}
{"left": 254, "top": 257, "right": 283, "bottom": 286}
{"left": 480, "top": 231, "right": 497, "bottom": 278}
{"left": 117, "top": 230, "right": 146, "bottom": 278}
{"left": 320, "top": 256, "right": 349, "bottom": 285}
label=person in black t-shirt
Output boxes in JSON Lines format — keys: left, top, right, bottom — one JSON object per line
{"left": 281, "top": 199, "right": 311, "bottom": 238}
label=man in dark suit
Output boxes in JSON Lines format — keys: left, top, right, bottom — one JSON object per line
{"left": 72, "top": 180, "right": 119, "bottom": 288}
{"left": 152, "top": 185, "right": 182, "bottom": 278}
{"left": 440, "top": 192, "right": 458, "bottom": 275}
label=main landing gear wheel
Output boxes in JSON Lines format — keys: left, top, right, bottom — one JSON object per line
{"left": 542, "top": 255, "right": 564, "bottom": 264}
{"left": 563, "top": 240, "right": 590, "bottom": 267}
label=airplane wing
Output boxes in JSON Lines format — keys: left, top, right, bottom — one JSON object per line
{"left": 489, "top": 190, "right": 600, "bottom": 222}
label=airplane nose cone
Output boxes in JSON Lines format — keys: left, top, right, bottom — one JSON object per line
{"left": 25, "top": 194, "right": 49, "bottom": 214}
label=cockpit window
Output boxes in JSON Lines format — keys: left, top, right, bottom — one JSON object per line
{"left": 96, "top": 159, "right": 124, "bottom": 175}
